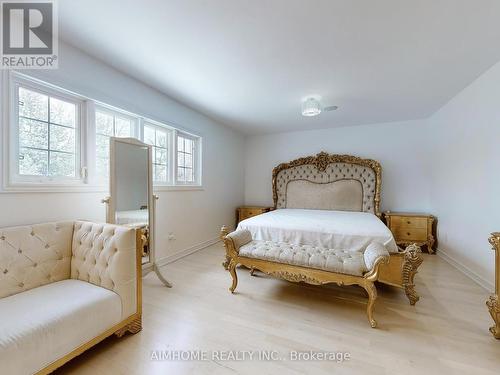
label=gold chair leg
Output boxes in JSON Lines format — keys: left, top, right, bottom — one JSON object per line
{"left": 363, "top": 282, "right": 378, "bottom": 328}
{"left": 228, "top": 260, "right": 238, "bottom": 293}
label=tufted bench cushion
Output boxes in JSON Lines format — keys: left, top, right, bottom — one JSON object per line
{"left": 232, "top": 230, "right": 389, "bottom": 277}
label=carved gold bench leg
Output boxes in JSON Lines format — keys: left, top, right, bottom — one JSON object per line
{"left": 402, "top": 244, "right": 423, "bottom": 305}
{"left": 228, "top": 259, "right": 238, "bottom": 293}
{"left": 362, "top": 282, "right": 378, "bottom": 328}
{"left": 221, "top": 225, "right": 231, "bottom": 270}
{"left": 115, "top": 316, "right": 142, "bottom": 338}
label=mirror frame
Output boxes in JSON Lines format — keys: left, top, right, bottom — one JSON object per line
{"left": 108, "top": 137, "right": 155, "bottom": 270}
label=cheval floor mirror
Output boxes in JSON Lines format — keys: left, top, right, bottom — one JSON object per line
{"left": 102, "top": 137, "right": 172, "bottom": 287}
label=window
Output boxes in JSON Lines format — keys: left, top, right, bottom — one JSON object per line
{"left": 10, "top": 78, "right": 84, "bottom": 186}
{"left": 176, "top": 132, "right": 200, "bottom": 185}
{"left": 95, "top": 108, "right": 136, "bottom": 180}
{"left": 4, "top": 72, "right": 202, "bottom": 191}
{"left": 143, "top": 122, "right": 171, "bottom": 184}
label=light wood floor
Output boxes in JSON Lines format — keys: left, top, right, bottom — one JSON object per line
{"left": 56, "top": 244, "right": 500, "bottom": 375}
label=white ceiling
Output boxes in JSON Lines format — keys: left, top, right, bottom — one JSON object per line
{"left": 59, "top": 0, "right": 500, "bottom": 134}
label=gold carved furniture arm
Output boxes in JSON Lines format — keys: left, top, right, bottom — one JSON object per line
{"left": 220, "top": 226, "right": 252, "bottom": 270}
{"left": 363, "top": 242, "right": 390, "bottom": 279}
{"left": 487, "top": 232, "right": 500, "bottom": 339}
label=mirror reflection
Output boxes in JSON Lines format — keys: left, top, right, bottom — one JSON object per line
{"left": 114, "top": 141, "right": 150, "bottom": 265}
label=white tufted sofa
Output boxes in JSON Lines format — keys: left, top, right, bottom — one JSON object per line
{"left": 0, "top": 221, "right": 141, "bottom": 375}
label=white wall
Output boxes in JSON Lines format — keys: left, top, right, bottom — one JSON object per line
{"left": 244, "top": 119, "right": 431, "bottom": 213}
{"left": 0, "top": 41, "right": 245, "bottom": 261}
{"left": 427, "top": 60, "right": 500, "bottom": 290}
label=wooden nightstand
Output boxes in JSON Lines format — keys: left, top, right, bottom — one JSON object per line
{"left": 236, "top": 206, "right": 272, "bottom": 225}
{"left": 384, "top": 212, "right": 436, "bottom": 254}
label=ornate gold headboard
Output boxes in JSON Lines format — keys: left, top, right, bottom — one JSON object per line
{"left": 272, "top": 152, "right": 382, "bottom": 216}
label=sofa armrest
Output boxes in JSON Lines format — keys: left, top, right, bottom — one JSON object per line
{"left": 70, "top": 221, "right": 139, "bottom": 320}
{"left": 364, "top": 242, "right": 390, "bottom": 271}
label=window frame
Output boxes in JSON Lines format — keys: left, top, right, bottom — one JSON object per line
{"left": 1, "top": 71, "right": 203, "bottom": 192}
{"left": 93, "top": 104, "right": 139, "bottom": 184}
{"left": 142, "top": 120, "right": 173, "bottom": 186}
{"left": 3, "top": 72, "right": 88, "bottom": 191}
{"left": 175, "top": 130, "right": 202, "bottom": 186}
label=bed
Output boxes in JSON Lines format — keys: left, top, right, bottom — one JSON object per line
{"left": 224, "top": 152, "right": 423, "bottom": 305}
{"left": 115, "top": 209, "right": 148, "bottom": 226}
{"left": 237, "top": 209, "right": 398, "bottom": 253}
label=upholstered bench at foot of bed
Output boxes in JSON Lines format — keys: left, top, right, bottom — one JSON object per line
{"left": 220, "top": 227, "right": 389, "bottom": 328}
{"left": 239, "top": 240, "right": 388, "bottom": 277}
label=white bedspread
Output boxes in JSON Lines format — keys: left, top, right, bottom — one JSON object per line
{"left": 237, "top": 209, "right": 398, "bottom": 253}
{"left": 116, "top": 210, "right": 148, "bottom": 225}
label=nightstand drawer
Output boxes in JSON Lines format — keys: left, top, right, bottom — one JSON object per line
{"left": 393, "top": 227, "right": 428, "bottom": 241}
{"left": 237, "top": 206, "right": 272, "bottom": 224}
{"left": 391, "top": 216, "right": 427, "bottom": 229}
{"left": 384, "top": 212, "right": 436, "bottom": 253}
{"left": 239, "top": 209, "right": 262, "bottom": 220}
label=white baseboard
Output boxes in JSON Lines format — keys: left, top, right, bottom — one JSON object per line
{"left": 156, "top": 237, "right": 221, "bottom": 267}
{"left": 437, "top": 248, "right": 493, "bottom": 292}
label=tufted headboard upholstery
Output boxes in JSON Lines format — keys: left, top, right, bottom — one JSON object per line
{"left": 0, "top": 221, "right": 74, "bottom": 299}
{"left": 272, "top": 152, "right": 382, "bottom": 216}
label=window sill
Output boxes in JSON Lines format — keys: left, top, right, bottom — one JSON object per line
{"left": 1, "top": 183, "right": 107, "bottom": 194}
{"left": 1, "top": 182, "right": 204, "bottom": 193}
{"left": 154, "top": 185, "right": 204, "bottom": 192}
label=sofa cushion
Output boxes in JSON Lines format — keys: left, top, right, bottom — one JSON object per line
{"left": 239, "top": 240, "right": 369, "bottom": 276}
{"left": 0, "top": 221, "right": 74, "bottom": 299}
{"left": 0, "top": 279, "right": 121, "bottom": 375}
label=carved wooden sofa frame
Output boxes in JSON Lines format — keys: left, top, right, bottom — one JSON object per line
{"left": 220, "top": 226, "right": 409, "bottom": 327}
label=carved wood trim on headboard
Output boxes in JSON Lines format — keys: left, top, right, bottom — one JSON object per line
{"left": 271, "top": 152, "right": 382, "bottom": 216}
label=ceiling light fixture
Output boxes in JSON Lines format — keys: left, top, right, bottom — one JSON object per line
{"left": 301, "top": 97, "right": 338, "bottom": 117}
{"left": 301, "top": 97, "right": 321, "bottom": 117}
